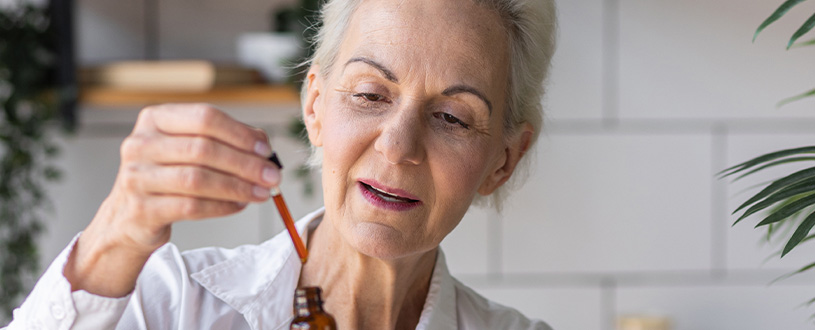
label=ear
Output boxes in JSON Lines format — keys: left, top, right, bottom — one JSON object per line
{"left": 477, "top": 123, "right": 534, "bottom": 195}
{"left": 303, "top": 65, "right": 325, "bottom": 147}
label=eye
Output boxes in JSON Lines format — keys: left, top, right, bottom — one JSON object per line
{"left": 353, "top": 93, "right": 385, "bottom": 102}
{"left": 434, "top": 112, "right": 470, "bottom": 129}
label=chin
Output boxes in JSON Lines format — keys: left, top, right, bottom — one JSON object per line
{"left": 348, "top": 222, "right": 428, "bottom": 260}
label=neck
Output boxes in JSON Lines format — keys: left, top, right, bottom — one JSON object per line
{"left": 298, "top": 215, "right": 437, "bottom": 330}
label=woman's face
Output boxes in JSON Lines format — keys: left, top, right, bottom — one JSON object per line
{"left": 304, "top": 0, "right": 527, "bottom": 259}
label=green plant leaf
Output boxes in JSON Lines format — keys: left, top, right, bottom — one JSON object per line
{"left": 771, "top": 260, "right": 815, "bottom": 284}
{"left": 719, "top": 146, "right": 815, "bottom": 178}
{"left": 788, "top": 11, "right": 815, "bottom": 49}
{"left": 733, "top": 166, "right": 815, "bottom": 216}
{"left": 735, "top": 156, "right": 815, "bottom": 180}
{"left": 783, "top": 211, "right": 815, "bottom": 256}
{"left": 790, "top": 37, "right": 815, "bottom": 47}
{"left": 754, "top": 0, "right": 811, "bottom": 42}
{"left": 737, "top": 177, "right": 815, "bottom": 221}
{"left": 778, "top": 88, "right": 815, "bottom": 107}
{"left": 756, "top": 193, "right": 815, "bottom": 227}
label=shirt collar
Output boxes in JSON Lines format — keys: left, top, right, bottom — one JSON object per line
{"left": 191, "top": 207, "right": 458, "bottom": 330}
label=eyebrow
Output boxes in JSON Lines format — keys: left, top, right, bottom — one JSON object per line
{"left": 345, "top": 56, "right": 493, "bottom": 115}
{"left": 443, "top": 85, "right": 493, "bottom": 115}
{"left": 345, "top": 57, "right": 399, "bottom": 83}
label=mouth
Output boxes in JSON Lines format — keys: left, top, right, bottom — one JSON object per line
{"left": 358, "top": 181, "right": 422, "bottom": 211}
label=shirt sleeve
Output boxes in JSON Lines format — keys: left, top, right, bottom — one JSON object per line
{"left": 3, "top": 233, "right": 131, "bottom": 330}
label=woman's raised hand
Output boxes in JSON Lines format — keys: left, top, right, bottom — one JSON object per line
{"left": 63, "top": 104, "right": 281, "bottom": 297}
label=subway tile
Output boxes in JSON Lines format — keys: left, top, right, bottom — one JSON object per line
{"left": 617, "top": 285, "right": 815, "bottom": 330}
{"left": 618, "top": 0, "right": 815, "bottom": 119}
{"left": 171, "top": 205, "right": 264, "bottom": 250}
{"left": 76, "top": 0, "right": 145, "bottom": 63}
{"left": 157, "top": 0, "right": 297, "bottom": 61}
{"left": 544, "top": 0, "right": 604, "bottom": 120}
{"left": 725, "top": 133, "right": 815, "bottom": 272}
{"left": 502, "top": 133, "right": 713, "bottom": 273}
{"left": 441, "top": 206, "right": 494, "bottom": 276}
{"left": 40, "top": 137, "right": 122, "bottom": 270}
{"left": 470, "top": 285, "right": 603, "bottom": 330}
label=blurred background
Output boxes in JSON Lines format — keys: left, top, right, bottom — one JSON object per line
{"left": 2, "top": 0, "right": 815, "bottom": 329}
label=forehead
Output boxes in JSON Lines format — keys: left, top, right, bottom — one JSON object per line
{"left": 336, "top": 0, "right": 509, "bottom": 91}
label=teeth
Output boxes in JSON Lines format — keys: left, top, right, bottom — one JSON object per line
{"left": 378, "top": 193, "right": 404, "bottom": 203}
{"left": 365, "top": 183, "right": 415, "bottom": 203}
{"left": 371, "top": 186, "right": 401, "bottom": 198}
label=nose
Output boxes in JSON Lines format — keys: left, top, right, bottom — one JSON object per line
{"left": 373, "top": 103, "right": 426, "bottom": 166}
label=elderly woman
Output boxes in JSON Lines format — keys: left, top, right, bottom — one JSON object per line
{"left": 7, "top": 0, "right": 556, "bottom": 329}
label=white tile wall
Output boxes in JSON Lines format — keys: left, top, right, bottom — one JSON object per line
{"left": 440, "top": 206, "right": 495, "bottom": 275}
{"left": 157, "top": 0, "right": 298, "bottom": 61}
{"left": 473, "top": 286, "right": 605, "bottom": 330}
{"left": 39, "top": 136, "right": 122, "bottom": 270}
{"left": 618, "top": 0, "right": 815, "bottom": 119}
{"left": 22, "top": 0, "right": 815, "bottom": 328}
{"left": 76, "top": 0, "right": 145, "bottom": 63}
{"left": 502, "top": 132, "right": 713, "bottom": 273}
{"left": 617, "top": 285, "right": 815, "bottom": 330}
{"left": 545, "top": 0, "right": 605, "bottom": 120}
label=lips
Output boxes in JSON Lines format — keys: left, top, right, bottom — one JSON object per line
{"left": 358, "top": 180, "right": 422, "bottom": 211}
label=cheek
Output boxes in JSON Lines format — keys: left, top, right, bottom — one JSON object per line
{"left": 427, "top": 138, "right": 493, "bottom": 205}
{"left": 319, "top": 103, "right": 381, "bottom": 190}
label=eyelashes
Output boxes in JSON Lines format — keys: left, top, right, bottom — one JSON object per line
{"left": 350, "top": 92, "right": 471, "bottom": 130}
{"left": 353, "top": 92, "right": 385, "bottom": 102}
{"left": 433, "top": 112, "right": 470, "bottom": 130}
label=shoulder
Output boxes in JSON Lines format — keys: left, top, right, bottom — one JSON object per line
{"left": 452, "top": 278, "right": 553, "bottom": 330}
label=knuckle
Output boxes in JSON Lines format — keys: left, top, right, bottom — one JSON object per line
{"left": 193, "top": 104, "right": 220, "bottom": 129}
{"left": 185, "top": 137, "right": 213, "bottom": 160}
{"left": 228, "top": 179, "right": 251, "bottom": 199}
{"left": 136, "top": 106, "right": 155, "bottom": 123}
{"left": 246, "top": 160, "right": 265, "bottom": 182}
{"left": 178, "top": 167, "right": 204, "bottom": 191}
{"left": 120, "top": 135, "right": 147, "bottom": 159}
{"left": 119, "top": 163, "right": 141, "bottom": 190}
{"left": 252, "top": 127, "right": 270, "bottom": 145}
{"left": 179, "top": 198, "right": 203, "bottom": 218}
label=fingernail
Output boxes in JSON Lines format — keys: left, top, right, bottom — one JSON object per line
{"left": 263, "top": 167, "right": 280, "bottom": 185}
{"left": 254, "top": 141, "right": 272, "bottom": 157}
{"left": 252, "top": 186, "right": 270, "bottom": 199}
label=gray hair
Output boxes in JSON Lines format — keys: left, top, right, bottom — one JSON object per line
{"left": 301, "top": 0, "right": 557, "bottom": 211}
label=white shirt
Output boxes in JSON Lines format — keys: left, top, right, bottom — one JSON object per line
{"left": 5, "top": 208, "right": 552, "bottom": 330}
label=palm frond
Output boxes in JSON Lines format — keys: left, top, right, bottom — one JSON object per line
{"left": 755, "top": 193, "right": 815, "bottom": 227}
{"left": 732, "top": 166, "right": 815, "bottom": 221}
{"left": 755, "top": 0, "right": 811, "bottom": 42}
{"left": 719, "top": 146, "right": 815, "bottom": 178}
{"left": 736, "top": 178, "right": 815, "bottom": 221}
{"left": 771, "top": 260, "right": 815, "bottom": 284}
{"left": 783, "top": 211, "right": 815, "bottom": 256}
{"left": 778, "top": 88, "right": 815, "bottom": 107}
{"left": 788, "top": 12, "right": 815, "bottom": 49}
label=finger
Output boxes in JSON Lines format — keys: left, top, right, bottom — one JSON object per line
{"left": 128, "top": 135, "right": 281, "bottom": 187}
{"left": 137, "top": 165, "right": 271, "bottom": 203}
{"left": 145, "top": 194, "right": 248, "bottom": 222}
{"left": 134, "top": 103, "right": 272, "bottom": 157}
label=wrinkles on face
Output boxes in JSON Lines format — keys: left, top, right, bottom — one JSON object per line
{"left": 316, "top": 0, "right": 512, "bottom": 259}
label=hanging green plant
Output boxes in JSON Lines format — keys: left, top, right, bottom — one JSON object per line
{"left": 724, "top": 0, "right": 815, "bottom": 318}
{"left": 0, "top": 3, "right": 63, "bottom": 321}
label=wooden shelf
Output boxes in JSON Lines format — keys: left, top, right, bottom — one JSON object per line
{"left": 79, "top": 85, "right": 300, "bottom": 107}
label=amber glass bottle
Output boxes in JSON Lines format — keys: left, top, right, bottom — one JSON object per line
{"left": 290, "top": 286, "right": 337, "bottom": 330}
